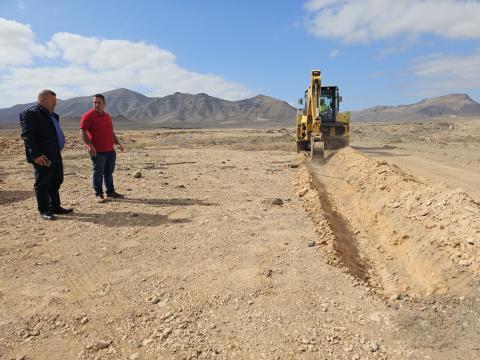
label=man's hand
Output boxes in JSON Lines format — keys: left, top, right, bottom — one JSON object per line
{"left": 34, "top": 155, "right": 47, "bottom": 166}
{"left": 117, "top": 143, "right": 124, "bottom": 152}
{"left": 87, "top": 144, "right": 97, "bottom": 157}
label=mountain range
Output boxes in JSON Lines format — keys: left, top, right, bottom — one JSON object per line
{"left": 351, "top": 94, "right": 480, "bottom": 122}
{"left": 0, "top": 89, "right": 296, "bottom": 128}
{"left": 1, "top": 89, "right": 480, "bottom": 128}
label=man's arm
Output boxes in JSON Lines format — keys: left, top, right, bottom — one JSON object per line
{"left": 80, "top": 129, "right": 97, "bottom": 157}
{"left": 20, "top": 111, "right": 47, "bottom": 165}
{"left": 113, "top": 133, "right": 124, "bottom": 151}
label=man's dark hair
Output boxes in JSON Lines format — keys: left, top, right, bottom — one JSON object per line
{"left": 93, "top": 94, "right": 105, "bottom": 102}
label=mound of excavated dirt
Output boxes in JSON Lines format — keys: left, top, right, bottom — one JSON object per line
{"left": 297, "top": 148, "right": 480, "bottom": 297}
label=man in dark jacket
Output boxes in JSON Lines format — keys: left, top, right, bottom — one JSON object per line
{"left": 20, "top": 89, "right": 73, "bottom": 220}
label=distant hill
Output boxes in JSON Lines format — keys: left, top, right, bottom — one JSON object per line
{"left": 0, "top": 89, "right": 297, "bottom": 128}
{"left": 351, "top": 94, "right": 480, "bottom": 122}
{"left": 4, "top": 90, "right": 479, "bottom": 128}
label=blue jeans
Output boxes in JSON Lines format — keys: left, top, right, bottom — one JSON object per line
{"left": 91, "top": 151, "right": 116, "bottom": 196}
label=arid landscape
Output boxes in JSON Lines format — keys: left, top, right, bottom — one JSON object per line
{"left": 0, "top": 118, "right": 479, "bottom": 360}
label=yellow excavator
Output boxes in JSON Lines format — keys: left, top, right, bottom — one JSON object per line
{"left": 296, "top": 70, "right": 350, "bottom": 158}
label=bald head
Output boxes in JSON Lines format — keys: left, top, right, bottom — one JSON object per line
{"left": 38, "top": 89, "right": 57, "bottom": 112}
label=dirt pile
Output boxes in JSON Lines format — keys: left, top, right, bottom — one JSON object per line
{"left": 299, "top": 148, "right": 480, "bottom": 297}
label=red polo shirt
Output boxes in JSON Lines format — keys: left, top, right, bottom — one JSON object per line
{"left": 80, "top": 109, "right": 115, "bottom": 152}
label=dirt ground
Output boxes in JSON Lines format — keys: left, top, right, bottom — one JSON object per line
{"left": 0, "top": 122, "right": 479, "bottom": 360}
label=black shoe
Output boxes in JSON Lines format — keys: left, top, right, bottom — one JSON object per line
{"left": 40, "top": 212, "right": 56, "bottom": 220}
{"left": 106, "top": 191, "right": 124, "bottom": 199}
{"left": 51, "top": 206, "right": 74, "bottom": 214}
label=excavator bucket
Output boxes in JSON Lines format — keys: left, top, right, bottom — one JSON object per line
{"left": 310, "top": 135, "right": 324, "bottom": 159}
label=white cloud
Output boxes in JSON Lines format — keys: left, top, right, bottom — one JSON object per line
{"left": 0, "top": 18, "right": 57, "bottom": 68}
{"left": 329, "top": 49, "right": 340, "bottom": 58}
{"left": 409, "top": 50, "right": 480, "bottom": 96}
{"left": 0, "top": 19, "right": 252, "bottom": 107}
{"left": 304, "top": 0, "right": 480, "bottom": 43}
{"left": 304, "top": 0, "right": 344, "bottom": 12}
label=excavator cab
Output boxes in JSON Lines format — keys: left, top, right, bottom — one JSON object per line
{"left": 320, "top": 88, "right": 335, "bottom": 122}
{"left": 319, "top": 86, "right": 349, "bottom": 149}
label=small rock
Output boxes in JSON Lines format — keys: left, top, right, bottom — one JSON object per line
{"left": 288, "top": 163, "right": 299, "bottom": 168}
{"left": 29, "top": 329, "right": 40, "bottom": 337}
{"left": 80, "top": 316, "right": 89, "bottom": 325}
{"left": 263, "top": 269, "right": 273, "bottom": 277}
{"left": 162, "top": 312, "right": 172, "bottom": 320}
{"left": 459, "top": 259, "right": 471, "bottom": 266}
{"left": 142, "top": 338, "right": 154, "bottom": 346}
{"left": 390, "top": 293, "right": 407, "bottom": 301}
{"left": 129, "top": 353, "right": 140, "bottom": 360}
{"left": 271, "top": 198, "right": 284, "bottom": 206}
{"left": 161, "top": 327, "right": 172, "bottom": 339}
{"left": 149, "top": 296, "right": 161, "bottom": 304}
{"left": 133, "top": 171, "right": 142, "bottom": 178}
{"left": 307, "top": 241, "right": 316, "bottom": 247}
{"left": 297, "top": 188, "right": 309, "bottom": 197}
{"left": 88, "top": 339, "right": 112, "bottom": 351}
{"left": 368, "top": 341, "right": 380, "bottom": 352}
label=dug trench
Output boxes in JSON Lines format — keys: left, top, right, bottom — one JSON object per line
{"left": 308, "top": 168, "right": 373, "bottom": 286}
{"left": 296, "top": 147, "right": 480, "bottom": 299}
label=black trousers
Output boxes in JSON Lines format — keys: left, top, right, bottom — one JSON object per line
{"left": 33, "top": 159, "right": 64, "bottom": 213}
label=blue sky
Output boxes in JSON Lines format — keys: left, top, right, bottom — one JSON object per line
{"left": 1, "top": 0, "right": 480, "bottom": 110}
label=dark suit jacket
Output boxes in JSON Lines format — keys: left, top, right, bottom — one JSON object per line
{"left": 20, "top": 104, "right": 62, "bottom": 163}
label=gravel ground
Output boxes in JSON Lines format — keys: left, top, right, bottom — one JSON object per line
{"left": 0, "top": 126, "right": 479, "bottom": 359}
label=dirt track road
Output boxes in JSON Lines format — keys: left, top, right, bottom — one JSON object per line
{"left": 351, "top": 120, "right": 480, "bottom": 201}
{"left": 1, "top": 126, "right": 479, "bottom": 359}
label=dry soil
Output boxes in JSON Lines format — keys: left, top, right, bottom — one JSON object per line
{"left": 0, "top": 123, "right": 479, "bottom": 360}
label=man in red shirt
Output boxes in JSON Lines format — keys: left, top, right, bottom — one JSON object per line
{"left": 80, "top": 94, "right": 124, "bottom": 203}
